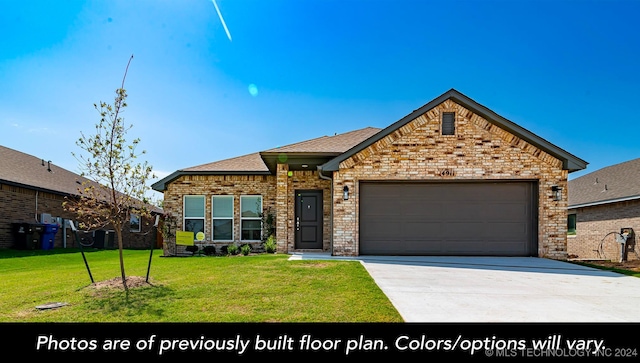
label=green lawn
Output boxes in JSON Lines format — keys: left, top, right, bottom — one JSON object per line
{"left": 0, "top": 248, "right": 403, "bottom": 323}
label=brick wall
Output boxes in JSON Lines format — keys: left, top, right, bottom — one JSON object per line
{"left": 162, "top": 171, "right": 331, "bottom": 255}
{"left": 0, "top": 183, "right": 156, "bottom": 250}
{"left": 163, "top": 174, "right": 277, "bottom": 255}
{"left": 331, "top": 99, "right": 569, "bottom": 259}
{"left": 568, "top": 201, "right": 640, "bottom": 261}
{"left": 283, "top": 169, "right": 332, "bottom": 252}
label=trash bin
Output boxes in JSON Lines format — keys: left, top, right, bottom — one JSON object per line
{"left": 93, "top": 230, "right": 106, "bottom": 249}
{"left": 11, "top": 223, "right": 44, "bottom": 249}
{"left": 40, "top": 224, "right": 59, "bottom": 250}
{"left": 90, "top": 230, "right": 116, "bottom": 249}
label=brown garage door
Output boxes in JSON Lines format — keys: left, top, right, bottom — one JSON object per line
{"left": 359, "top": 181, "right": 537, "bottom": 256}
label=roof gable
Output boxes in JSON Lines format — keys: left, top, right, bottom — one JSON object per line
{"left": 320, "top": 89, "right": 588, "bottom": 172}
{"left": 568, "top": 158, "right": 640, "bottom": 208}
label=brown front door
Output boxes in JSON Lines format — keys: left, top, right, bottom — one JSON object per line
{"left": 295, "top": 190, "right": 323, "bottom": 249}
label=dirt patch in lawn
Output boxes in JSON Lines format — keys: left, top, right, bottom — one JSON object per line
{"left": 91, "top": 276, "right": 151, "bottom": 290}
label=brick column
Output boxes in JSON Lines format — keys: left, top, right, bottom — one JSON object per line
{"left": 276, "top": 164, "right": 289, "bottom": 253}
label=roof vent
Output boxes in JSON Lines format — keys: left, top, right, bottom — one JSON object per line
{"left": 602, "top": 184, "right": 608, "bottom": 192}
{"left": 594, "top": 177, "right": 598, "bottom": 184}
{"left": 47, "top": 160, "right": 52, "bottom": 172}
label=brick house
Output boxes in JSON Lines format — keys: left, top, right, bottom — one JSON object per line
{"left": 0, "top": 145, "right": 161, "bottom": 250}
{"left": 567, "top": 158, "right": 640, "bottom": 261}
{"left": 152, "top": 89, "right": 587, "bottom": 259}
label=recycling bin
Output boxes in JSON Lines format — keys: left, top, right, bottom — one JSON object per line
{"left": 11, "top": 223, "right": 44, "bottom": 249}
{"left": 40, "top": 224, "right": 59, "bottom": 250}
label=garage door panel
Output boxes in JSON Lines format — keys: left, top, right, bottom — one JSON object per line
{"left": 443, "top": 222, "right": 488, "bottom": 238}
{"left": 359, "top": 182, "right": 536, "bottom": 256}
{"left": 446, "top": 203, "right": 488, "bottom": 220}
{"left": 400, "top": 221, "right": 443, "bottom": 238}
{"left": 485, "top": 242, "right": 528, "bottom": 255}
{"left": 361, "top": 220, "right": 402, "bottom": 238}
{"left": 442, "top": 241, "right": 487, "bottom": 254}
{"left": 405, "top": 205, "right": 444, "bottom": 218}
{"left": 403, "top": 240, "right": 446, "bottom": 254}
{"left": 492, "top": 222, "right": 529, "bottom": 238}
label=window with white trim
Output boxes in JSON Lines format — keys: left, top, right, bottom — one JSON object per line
{"left": 240, "top": 195, "right": 262, "bottom": 241}
{"left": 212, "top": 195, "right": 234, "bottom": 241}
{"left": 184, "top": 195, "right": 205, "bottom": 236}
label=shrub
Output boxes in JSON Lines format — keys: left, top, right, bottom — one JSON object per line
{"left": 263, "top": 235, "right": 277, "bottom": 254}
{"left": 203, "top": 246, "right": 216, "bottom": 256}
{"left": 226, "top": 243, "right": 239, "bottom": 256}
{"left": 240, "top": 244, "right": 251, "bottom": 256}
{"left": 185, "top": 245, "right": 199, "bottom": 255}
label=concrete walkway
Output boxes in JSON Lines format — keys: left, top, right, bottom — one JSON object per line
{"left": 288, "top": 253, "right": 640, "bottom": 322}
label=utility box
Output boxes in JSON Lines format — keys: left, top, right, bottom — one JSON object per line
{"left": 40, "top": 224, "right": 59, "bottom": 250}
{"left": 11, "top": 223, "right": 44, "bottom": 249}
{"left": 40, "top": 213, "right": 54, "bottom": 224}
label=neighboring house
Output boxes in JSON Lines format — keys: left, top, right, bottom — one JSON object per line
{"left": 152, "top": 89, "right": 587, "bottom": 259}
{"left": 567, "top": 158, "right": 640, "bottom": 261}
{"left": 0, "top": 145, "right": 161, "bottom": 250}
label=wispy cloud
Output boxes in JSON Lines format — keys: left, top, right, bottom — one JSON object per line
{"left": 28, "top": 127, "right": 56, "bottom": 134}
{"left": 211, "top": 0, "right": 232, "bottom": 42}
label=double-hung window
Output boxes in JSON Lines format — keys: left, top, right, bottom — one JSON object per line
{"left": 212, "top": 195, "right": 234, "bottom": 241}
{"left": 240, "top": 195, "right": 262, "bottom": 241}
{"left": 184, "top": 195, "right": 205, "bottom": 236}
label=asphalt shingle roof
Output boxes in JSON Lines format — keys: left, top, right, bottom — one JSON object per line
{"left": 180, "top": 127, "right": 382, "bottom": 173}
{"left": 0, "top": 145, "right": 87, "bottom": 196}
{"left": 182, "top": 152, "right": 270, "bottom": 173}
{"left": 1, "top": 145, "right": 162, "bottom": 213}
{"left": 568, "top": 157, "right": 640, "bottom": 207}
{"left": 263, "top": 127, "right": 382, "bottom": 154}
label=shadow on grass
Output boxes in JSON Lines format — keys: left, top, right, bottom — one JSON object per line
{"left": 82, "top": 282, "right": 175, "bottom": 319}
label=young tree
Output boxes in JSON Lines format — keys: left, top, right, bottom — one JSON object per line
{"left": 64, "top": 55, "right": 154, "bottom": 290}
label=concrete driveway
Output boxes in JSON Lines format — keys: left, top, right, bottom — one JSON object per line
{"left": 288, "top": 253, "right": 640, "bottom": 322}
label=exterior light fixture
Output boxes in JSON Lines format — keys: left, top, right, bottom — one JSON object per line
{"left": 343, "top": 186, "right": 349, "bottom": 200}
{"left": 551, "top": 185, "right": 562, "bottom": 201}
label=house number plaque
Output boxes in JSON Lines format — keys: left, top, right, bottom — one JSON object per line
{"left": 440, "top": 169, "right": 456, "bottom": 177}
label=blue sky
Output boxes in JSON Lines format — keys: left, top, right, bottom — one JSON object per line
{"left": 2, "top": 0, "right": 639, "bottom": 200}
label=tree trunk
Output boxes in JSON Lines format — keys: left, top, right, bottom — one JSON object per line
{"left": 115, "top": 227, "right": 128, "bottom": 290}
